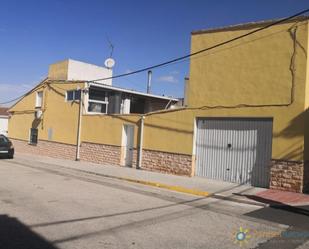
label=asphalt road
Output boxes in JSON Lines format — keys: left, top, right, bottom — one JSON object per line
{"left": 0, "top": 158, "right": 309, "bottom": 249}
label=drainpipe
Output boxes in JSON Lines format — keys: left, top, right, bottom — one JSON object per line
{"left": 75, "top": 87, "right": 85, "bottom": 161}
{"left": 138, "top": 115, "right": 145, "bottom": 169}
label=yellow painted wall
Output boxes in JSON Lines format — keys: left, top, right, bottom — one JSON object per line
{"left": 8, "top": 19, "right": 309, "bottom": 163}
{"left": 188, "top": 20, "right": 308, "bottom": 108}
{"left": 88, "top": 20, "right": 308, "bottom": 161}
{"left": 9, "top": 113, "right": 37, "bottom": 141}
{"left": 79, "top": 103, "right": 305, "bottom": 161}
{"left": 184, "top": 19, "right": 308, "bottom": 161}
{"left": 304, "top": 23, "right": 309, "bottom": 161}
{"left": 142, "top": 107, "right": 304, "bottom": 160}
{"left": 9, "top": 83, "right": 46, "bottom": 141}
{"left": 82, "top": 114, "right": 141, "bottom": 147}
{"left": 9, "top": 81, "right": 84, "bottom": 145}
{"left": 42, "top": 82, "right": 84, "bottom": 144}
{"left": 48, "top": 60, "right": 69, "bottom": 80}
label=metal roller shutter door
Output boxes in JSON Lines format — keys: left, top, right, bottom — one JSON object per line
{"left": 195, "top": 118, "right": 273, "bottom": 187}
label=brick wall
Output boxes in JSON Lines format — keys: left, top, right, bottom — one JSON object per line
{"left": 80, "top": 142, "right": 121, "bottom": 165}
{"left": 270, "top": 160, "right": 304, "bottom": 193}
{"left": 13, "top": 138, "right": 309, "bottom": 192}
{"left": 302, "top": 161, "right": 309, "bottom": 193}
{"left": 10, "top": 138, "right": 76, "bottom": 160}
{"left": 141, "top": 149, "right": 192, "bottom": 176}
{"left": 132, "top": 148, "right": 138, "bottom": 168}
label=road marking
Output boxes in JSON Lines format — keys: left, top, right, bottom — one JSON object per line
{"left": 118, "top": 177, "right": 210, "bottom": 197}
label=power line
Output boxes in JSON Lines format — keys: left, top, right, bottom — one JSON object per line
{"left": 88, "top": 9, "right": 309, "bottom": 82}
{"left": 1, "top": 9, "right": 308, "bottom": 105}
{"left": 0, "top": 80, "right": 47, "bottom": 106}
{"left": 0, "top": 95, "right": 27, "bottom": 105}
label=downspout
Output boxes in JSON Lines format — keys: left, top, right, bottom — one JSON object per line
{"left": 138, "top": 115, "right": 145, "bottom": 169}
{"left": 76, "top": 87, "right": 85, "bottom": 161}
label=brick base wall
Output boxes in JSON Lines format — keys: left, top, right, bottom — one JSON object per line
{"left": 17, "top": 138, "right": 309, "bottom": 192}
{"left": 270, "top": 160, "right": 304, "bottom": 193}
{"left": 9, "top": 138, "right": 205, "bottom": 178}
{"left": 80, "top": 142, "right": 121, "bottom": 165}
{"left": 141, "top": 149, "right": 192, "bottom": 176}
{"left": 10, "top": 138, "right": 76, "bottom": 160}
{"left": 303, "top": 161, "right": 309, "bottom": 193}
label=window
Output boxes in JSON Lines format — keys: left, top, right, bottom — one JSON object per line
{"left": 66, "top": 90, "right": 81, "bottom": 101}
{"left": 88, "top": 88, "right": 108, "bottom": 114}
{"left": 35, "top": 91, "right": 43, "bottom": 108}
{"left": 29, "top": 128, "right": 38, "bottom": 145}
{"left": 88, "top": 101, "right": 108, "bottom": 113}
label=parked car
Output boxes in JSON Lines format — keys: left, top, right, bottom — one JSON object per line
{"left": 0, "top": 135, "right": 14, "bottom": 159}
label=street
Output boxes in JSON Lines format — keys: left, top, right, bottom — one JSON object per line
{"left": 0, "top": 157, "right": 309, "bottom": 249}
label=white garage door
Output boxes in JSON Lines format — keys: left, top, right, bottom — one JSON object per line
{"left": 195, "top": 118, "right": 273, "bottom": 187}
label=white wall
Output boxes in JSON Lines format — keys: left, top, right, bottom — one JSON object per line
{"left": 0, "top": 116, "right": 8, "bottom": 136}
{"left": 67, "top": 59, "right": 113, "bottom": 85}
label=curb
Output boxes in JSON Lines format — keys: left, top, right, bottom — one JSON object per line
{"left": 118, "top": 177, "right": 210, "bottom": 197}
{"left": 9, "top": 157, "right": 268, "bottom": 206}
{"left": 9, "top": 158, "right": 210, "bottom": 197}
{"left": 210, "top": 194, "right": 269, "bottom": 207}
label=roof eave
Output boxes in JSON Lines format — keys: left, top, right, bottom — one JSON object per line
{"left": 89, "top": 82, "right": 179, "bottom": 102}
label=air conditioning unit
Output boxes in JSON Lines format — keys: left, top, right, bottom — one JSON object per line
{"left": 35, "top": 110, "right": 43, "bottom": 119}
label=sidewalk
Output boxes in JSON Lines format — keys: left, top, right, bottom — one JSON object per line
{"left": 12, "top": 153, "right": 309, "bottom": 209}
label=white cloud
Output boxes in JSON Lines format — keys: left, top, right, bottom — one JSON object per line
{"left": 124, "top": 69, "right": 133, "bottom": 74}
{"left": 157, "top": 75, "right": 179, "bottom": 83}
{"left": 0, "top": 83, "right": 35, "bottom": 106}
{"left": 170, "top": 70, "right": 179, "bottom": 75}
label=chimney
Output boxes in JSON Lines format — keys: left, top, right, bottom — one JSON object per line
{"left": 147, "top": 70, "right": 152, "bottom": 94}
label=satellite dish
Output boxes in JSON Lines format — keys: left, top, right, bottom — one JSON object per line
{"left": 104, "top": 58, "right": 115, "bottom": 69}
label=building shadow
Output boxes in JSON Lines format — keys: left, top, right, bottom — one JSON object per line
{"left": 242, "top": 195, "right": 309, "bottom": 232}
{"left": 236, "top": 193, "right": 309, "bottom": 217}
{"left": 0, "top": 214, "right": 58, "bottom": 249}
{"left": 242, "top": 195, "right": 309, "bottom": 249}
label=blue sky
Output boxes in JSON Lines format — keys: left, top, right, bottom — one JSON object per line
{"left": 0, "top": 0, "right": 308, "bottom": 105}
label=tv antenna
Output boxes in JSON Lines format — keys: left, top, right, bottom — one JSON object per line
{"left": 106, "top": 35, "right": 114, "bottom": 58}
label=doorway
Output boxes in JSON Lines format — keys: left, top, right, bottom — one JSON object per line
{"left": 122, "top": 125, "right": 134, "bottom": 167}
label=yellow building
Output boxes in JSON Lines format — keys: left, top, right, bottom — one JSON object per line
{"left": 8, "top": 16, "right": 309, "bottom": 193}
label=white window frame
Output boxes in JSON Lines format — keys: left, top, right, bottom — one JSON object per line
{"left": 87, "top": 90, "right": 109, "bottom": 114}
{"left": 87, "top": 99, "right": 108, "bottom": 114}
{"left": 35, "top": 91, "right": 43, "bottom": 108}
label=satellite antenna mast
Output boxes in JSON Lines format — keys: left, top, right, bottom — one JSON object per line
{"left": 106, "top": 36, "right": 114, "bottom": 58}
{"left": 104, "top": 35, "right": 116, "bottom": 69}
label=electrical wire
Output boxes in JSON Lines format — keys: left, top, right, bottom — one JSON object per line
{"left": 88, "top": 9, "right": 309, "bottom": 82}
{"left": 0, "top": 95, "right": 28, "bottom": 105}
{"left": 1, "top": 9, "right": 308, "bottom": 105}
{"left": 0, "top": 79, "right": 47, "bottom": 106}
